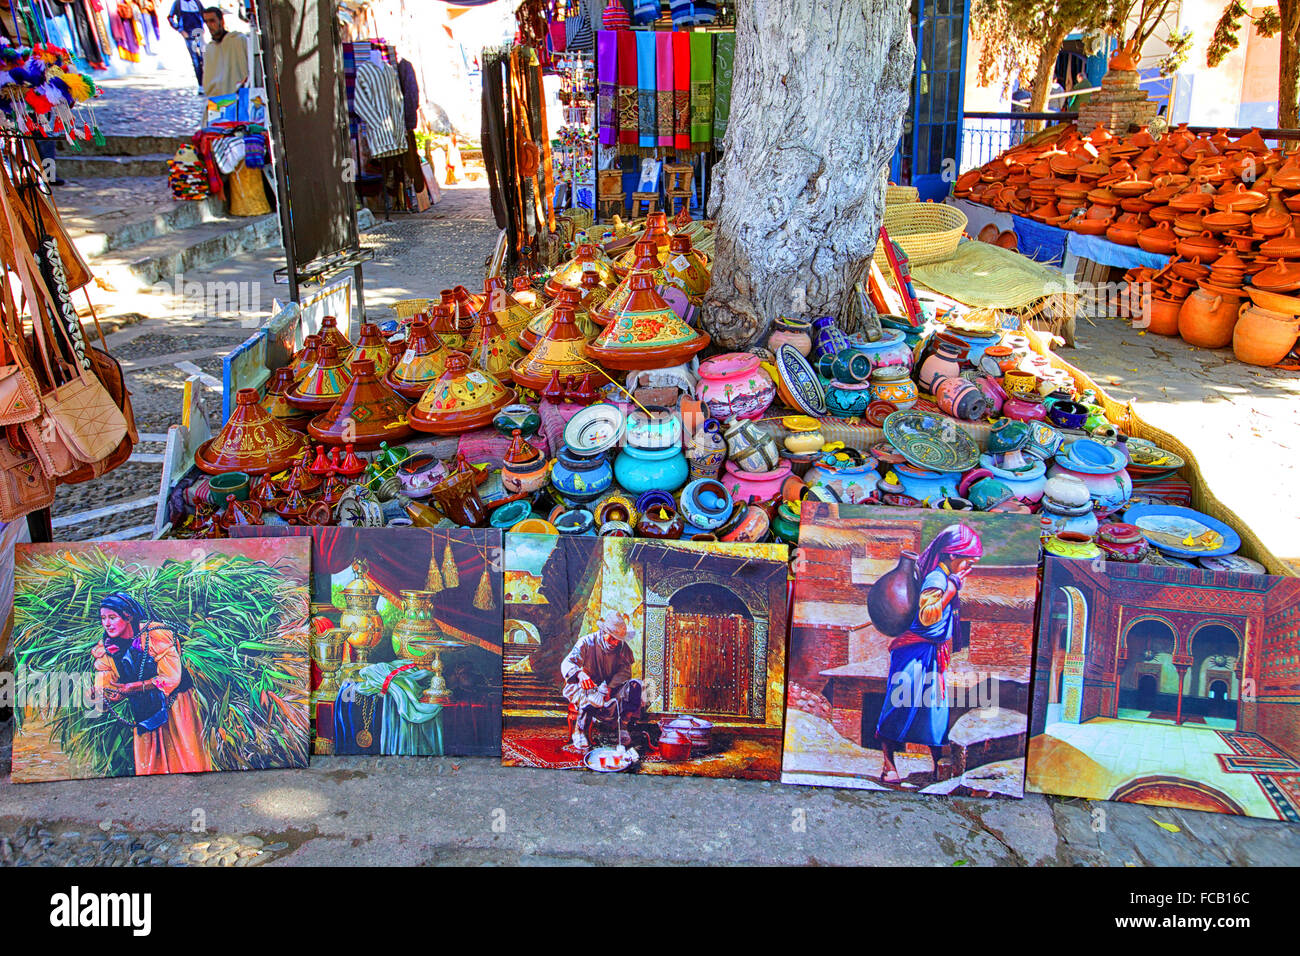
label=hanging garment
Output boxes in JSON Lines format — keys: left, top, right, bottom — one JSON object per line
{"left": 635, "top": 29, "right": 656, "bottom": 149}
{"left": 480, "top": 53, "right": 510, "bottom": 232}
{"left": 353, "top": 59, "right": 405, "bottom": 159}
{"left": 713, "top": 31, "right": 734, "bottom": 142}
{"left": 396, "top": 58, "right": 420, "bottom": 132}
{"left": 202, "top": 29, "right": 249, "bottom": 98}
{"left": 689, "top": 30, "right": 712, "bottom": 151}
{"left": 672, "top": 31, "right": 690, "bottom": 150}
{"left": 68, "top": 0, "right": 107, "bottom": 69}
{"left": 596, "top": 30, "right": 616, "bottom": 146}
{"left": 616, "top": 29, "right": 637, "bottom": 147}
{"left": 669, "top": 0, "right": 715, "bottom": 27}
{"left": 655, "top": 31, "right": 672, "bottom": 147}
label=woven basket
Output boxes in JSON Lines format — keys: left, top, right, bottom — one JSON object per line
{"left": 885, "top": 184, "right": 919, "bottom": 205}
{"left": 1019, "top": 321, "right": 1295, "bottom": 577}
{"left": 873, "top": 201, "right": 967, "bottom": 271}
{"left": 228, "top": 162, "right": 271, "bottom": 217}
{"left": 393, "top": 298, "right": 430, "bottom": 326}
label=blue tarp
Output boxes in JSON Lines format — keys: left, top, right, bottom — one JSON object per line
{"left": 1065, "top": 231, "right": 1173, "bottom": 270}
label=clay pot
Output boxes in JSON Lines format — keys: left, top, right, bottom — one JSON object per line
{"left": 1178, "top": 288, "right": 1240, "bottom": 348}
{"left": 1252, "top": 259, "right": 1300, "bottom": 292}
{"left": 1251, "top": 188, "right": 1293, "bottom": 236}
{"left": 865, "top": 550, "right": 919, "bottom": 637}
{"left": 1233, "top": 302, "right": 1300, "bottom": 366}
{"left": 1147, "top": 295, "right": 1183, "bottom": 336}
{"left": 1137, "top": 221, "right": 1178, "bottom": 255}
{"left": 1176, "top": 231, "right": 1222, "bottom": 262}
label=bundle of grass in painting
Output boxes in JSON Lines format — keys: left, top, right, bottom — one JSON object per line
{"left": 13, "top": 549, "right": 310, "bottom": 777}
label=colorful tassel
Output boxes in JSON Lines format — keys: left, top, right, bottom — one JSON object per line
{"left": 425, "top": 544, "right": 444, "bottom": 593}
{"left": 473, "top": 567, "right": 493, "bottom": 611}
{"left": 441, "top": 542, "right": 459, "bottom": 589}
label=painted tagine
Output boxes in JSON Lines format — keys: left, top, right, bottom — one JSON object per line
{"left": 261, "top": 366, "right": 311, "bottom": 429}
{"left": 316, "top": 314, "right": 355, "bottom": 361}
{"left": 510, "top": 303, "right": 593, "bottom": 391}
{"left": 585, "top": 272, "right": 710, "bottom": 371}
{"left": 479, "top": 275, "right": 535, "bottom": 340}
{"left": 308, "top": 358, "right": 413, "bottom": 449}
{"left": 592, "top": 240, "right": 668, "bottom": 327}
{"left": 285, "top": 342, "right": 353, "bottom": 413}
{"left": 544, "top": 242, "right": 619, "bottom": 298}
{"left": 516, "top": 285, "right": 600, "bottom": 351}
{"left": 385, "top": 317, "right": 455, "bottom": 400}
{"left": 351, "top": 322, "right": 395, "bottom": 378}
{"left": 695, "top": 352, "right": 777, "bottom": 421}
{"left": 660, "top": 233, "right": 712, "bottom": 305}
{"left": 195, "top": 388, "right": 309, "bottom": 476}
{"left": 406, "top": 351, "right": 517, "bottom": 434}
{"left": 464, "top": 302, "right": 525, "bottom": 384}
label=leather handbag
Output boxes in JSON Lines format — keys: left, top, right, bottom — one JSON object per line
{"left": 0, "top": 426, "right": 55, "bottom": 522}
{"left": 0, "top": 289, "right": 40, "bottom": 427}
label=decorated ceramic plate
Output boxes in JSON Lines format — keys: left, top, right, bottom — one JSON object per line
{"left": 882, "top": 409, "right": 980, "bottom": 472}
{"left": 774, "top": 344, "right": 826, "bottom": 416}
{"left": 563, "top": 402, "right": 625, "bottom": 454}
{"left": 1124, "top": 438, "right": 1185, "bottom": 476}
{"left": 1122, "top": 504, "right": 1242, "bottom": 558}
{"left": 1198, "top": 554, "right": 1267, "bottom": 574}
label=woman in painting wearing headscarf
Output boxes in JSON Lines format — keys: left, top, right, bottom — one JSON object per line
{"left": 877, "top": 524, "right": 983, "bottom": 785}
{"left": 92, "top": 593, "right": 212, "bottom": 776}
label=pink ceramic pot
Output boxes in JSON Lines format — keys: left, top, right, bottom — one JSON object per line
{"left": 696, "top": 352, "right": 777, "bottom": 421}
{"left": 722, "top": 458, "right": 792, "bottom": 504}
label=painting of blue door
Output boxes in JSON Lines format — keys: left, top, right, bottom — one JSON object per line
{"left": 891, "top": 0, "right": 970, "bottom": 201}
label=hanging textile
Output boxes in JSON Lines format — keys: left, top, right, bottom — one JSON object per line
{"left": 672, "top": 30, "right": 690, "bottom": 150}
{"left": 481, "top": 52, "right": 510, "bottom": 232}
{"left": 596, "top": 30, "right": 617, "bottom": 146}
{"left": 616, "top": 29, "right": 637, "bottom": 147}
{"left": 689, "top": 30, "right": 712, "bottom": 151}
{"left": 635, "top": 29, "right": 655, "bottom": 149}
{"left": 353, "top": 59, "right": 405, "bottom": 159}
{"left": 655, "top": 31, "right": 672, "bottom": 147}
{"left": 713, "top": 31, "right": 734, "bottom": 142}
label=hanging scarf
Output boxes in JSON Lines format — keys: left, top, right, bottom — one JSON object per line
{"left": 597, "top": 29, "right": 617, "bottom": 146}
{"left": 673, "top": 30, "right": 691, "bottom": 151}
{"left": 655, "top": 31, "right": 673, "bottom": 147}
{"left": 616, "top": 29, "right": 637, "bottom": 146}
{"left": 713, "top": 31, "right": 734, "bottom": 142}
{"left": 689, "top": 30, "right": 713, "bottom": 151}
{"left": 635, "top": 29, "right": 656, "bottom": 149}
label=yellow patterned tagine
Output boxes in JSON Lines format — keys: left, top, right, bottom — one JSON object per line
{"left": 614, "top": 211, "right": 672, "bottom": 273}
{"left": 517, "top": 285, "right": 602, "bottom": 351}
{"left": 593, "top": 240, "right": 668, "bottom": 327}
{"left": 660, "top": 233, "right": 712, "bottom": 304}
{"left": 464, "top": 302, "right": 526, "bottom": 383}
{"left": 285, "top": 342, "right": 354, "bottom": 413}
{"left": 510, "top": 303, "right": 595, "bottom": 391}
{"left": 385, "top": 316, "right": 456, "bottom": 400}
{"left": 585, "top": 272, "right": 710, "bottom": 371}
{"left": 479, "top": 275, "right": 536, "bottom": 339}
{"left": 407, "top": 351, "right": 517, "bottom": 434}
{"left": 543, "top": 242, "right": 620, "bottom": 298}
{"left": 350, "top": 321, "right": 395, "bottom": 378}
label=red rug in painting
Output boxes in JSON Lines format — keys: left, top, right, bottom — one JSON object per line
{"left": 502, "top": 728, "right": 665, "bottom": 770}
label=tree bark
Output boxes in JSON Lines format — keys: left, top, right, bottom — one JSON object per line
{"left": 700, "top": 0, "right": 913, "bottom": 350}
{"left": 1028, "top": 25, "right": 1069, "bottom": 119}
{"left": 1280, "top": 0, "right": 1300, "bottom": 130}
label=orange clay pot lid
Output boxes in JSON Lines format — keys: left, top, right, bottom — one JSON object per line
{"left": 196, "top": 388, "right": 309, "bottom": 475}
{"left": 308, "top": 358, "right": 414, "bottom": 449}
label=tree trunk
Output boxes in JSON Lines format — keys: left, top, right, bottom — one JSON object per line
{"left": 1027, "top": 26, "right": 1068, "bottom": 125}
{"left": 700, "top": 0, "right": 913, "bottom": 350}
{"left": 1280, "top": 0, "right": 1300, "bottom": 130}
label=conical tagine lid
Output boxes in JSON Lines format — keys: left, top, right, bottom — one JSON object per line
{"left": 544, "top": 242, "right": 619, "bottom": 298}
{"left": 262, "top": 366, "right": 311, "bottom": 425}
{"left": 290, "top": 334, "right": 321, "bottom": 380}
{"left": 434, "top": 295, "right": 472, "bottom": 349}
{"left": 317, "top": 315, "right": 355, "bottom": 360}
{"left": 510, "top": 303, "right": 594, "bottom": 390}
{"left": 615, "top": 212, "right": 671, "bottom": 272}
{"left": 661, "top": 234, "right": 712, "bottom": 302}
{"left": 512, "top": 276, "right": 542, "bottom": 312}
{"left": 480, "top": 275, "right": 535, "bottom": 338}
{"left": 286, "top": 342, "right": 354, "bottom": 412}
{"left": 309, "top": 358, "right": 414, "bottom": 448}
{"left": 351, "top": 322, "right": 395, "bottom": 378}
{"left": 386, "top": 317, "right": 456, "bottom": 399}
{"left": 465, "top": 304, "right": 525, "bottom": 383}
{"left": 593, "top": 240, "right": 666, "bottom": 327}
{"left": 407, "top": 351, "right": 517, "bottom": 434}
{"left": 196, "top": 387, "right": 309, "bottom": 475}
{"left": 517, "top": 285, "right": 601, "bottom": 351}
{"left": 585, "top": 272, "right": 710, "bottom": 371}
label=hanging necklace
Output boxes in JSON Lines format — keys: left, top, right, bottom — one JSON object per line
{"left": 355, "top": 692, "right": 376, "bottom": 748}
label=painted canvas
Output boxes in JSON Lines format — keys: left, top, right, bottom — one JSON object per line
{"left": 781, "top": 503, "right": 1041, "bottom": 798}
{"left": 232, "top": 526, "right": 503, "bottom": 757}
{"left": 10, "top": 539, "right": 311, "bottom": 783}
{"left": 501, "top": 535, "right": 789, "bottom": 779}
{"left": 1028, "top": 558, "right": 1300, "bottom": 822}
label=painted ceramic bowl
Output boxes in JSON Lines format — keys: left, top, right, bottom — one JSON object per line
{"left": 774, "top": 344, "right": 827, "bottom": 416}
{"left": 680, "top": 478, "right": 735, "bottom": 530}
{"left": 564, "top": 402, "right": 625, "bottom": 455}
{"left": 493, "top": 403, "right": 541, "bottom": 437}
{"left": 883, "top": 409, "right": 980, "bottom": 472}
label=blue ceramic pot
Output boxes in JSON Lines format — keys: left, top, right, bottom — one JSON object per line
{"left": 613, "top": 445, "right": 689, "bottom": 495}
{"left": 679, "top": 478, "right": 734, "bottom": 531}
{"left": 813, "top": 316, "right": 851, "bottom": 357}
{"left": 550, "top": 448, "right": 613, "bottom": 504}
{"left": 830, "top": 349, "right": 872, "bottom": 384}
{"left": 824, "top": 381, "right": 873, "bottom": 418}
{"left": 974, "top": 454, "right": 1047, "bottom": 503}
{"left": 884, "top": 462, "right": 963, "bottom": 502}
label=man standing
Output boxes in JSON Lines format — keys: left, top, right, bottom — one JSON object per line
{"left": 168, "top": 0, "right": 207, "bottom": 92}
{"left": 561, "top": 611, "right": 642, "bottom": 751}
{"left": 201, "top": 6, "right": 248, "bottom": 99}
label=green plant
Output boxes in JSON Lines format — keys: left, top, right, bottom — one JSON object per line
{"left": 13, "top": 549, "right": 310, "bottom": 778}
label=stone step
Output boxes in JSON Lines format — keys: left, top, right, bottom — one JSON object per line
{"left": 69, "top": 195, "right": 228, "bottom": 259}
{"left": 92, "top": 214, "right": 282, "bottom": 293}
{"left": 56, "top": 153, "right": 171, "bottom": 180}
{"left": 74, "top": 134, "right": 188, "bottom": 158}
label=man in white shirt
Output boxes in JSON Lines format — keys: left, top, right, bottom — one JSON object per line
{"left": 201, "top": 6, "right": 249, "bottom": 99}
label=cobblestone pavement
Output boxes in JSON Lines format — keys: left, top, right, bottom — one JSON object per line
{"left": 91, "top": 71, "right": 208, "bottom": 138}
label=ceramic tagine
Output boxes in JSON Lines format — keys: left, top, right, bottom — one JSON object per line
{"left": 316, "top": 315, "right": 355, "bottom": 361}
{"left": 510, "top": 303, "right": 594, "bottom": 391}
{"left": 385, "top": 317, "right": 455, "bottom": 400}
{"left": 432, "top": 290, "right": 475, "bottom": 349}
{"left": 195, "top": 388, "right": 309, "bottom": 476}
{"left": 516, "top": 285, "right": 600, "bottom": 351}
{"left": 500, "top": 429, "right": 550, "bottom": 495}
{"left": 592, "top": 240, "right": 668, "bottom": 327}
{"left": 308, "top": 358, "right": 414, "bottom": 448}
{"left": 290, "top": 334, "right": 322, "bottom": 380}
{"left": 406, "top": 351, "right": 517, "bottom": 434}
{"left": 613, "top": 211, "right": 672, "bottom": 271}
{"left": 585, "top": 272, "right": 710, "bottom": 371}
{"left": 695, "top": 352, "right": 777, "bottom": 421}
{"left": 660, "top": 233, "right": 712, "bottom": 305}
{"left": 261, "top": 366, "right": 312, "bottom": 428}
{"left": 285, "top": 342, "right": 354, "bottom": 413}
{"left": 351, "top": 322, "right": 395, "bottom": 378}
{"left": 464, "top": 301, "right": 525, "bottom": 384}
{"left": 479, "top": 275, "right": 535, "bottom": 340}
{"left": 543, "top": 242, "right": 619, "bottom": 298}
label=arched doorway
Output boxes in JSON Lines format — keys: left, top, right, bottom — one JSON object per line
{"left": 1118, "top": 618, "right": 1177, "bottom": 715}
{"left": 1136, "top": 674, "right": 1158, "bottom": 710}
{"left": 1188, "top": 624, "right": 1241, "bottom": 724}
{"left": 665, "top": 583, "right": 755, "bottom": 716}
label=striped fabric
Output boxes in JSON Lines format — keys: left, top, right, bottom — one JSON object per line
{"left": 669, "top": 0, "right": 716, "bottom": 26}
{"left": 601, "top": 0, "right": 630, "bottom": 28}
{"left": 353, "top": 60, "right": 406, "bottom": 158}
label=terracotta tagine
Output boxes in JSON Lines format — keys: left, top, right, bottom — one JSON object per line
{"left": 544, "top": 242, "right": 619, "bottom": 298}
{"left": 316, "top": 315, "right": 355, "bottom": 361}
{"left": 308, "top": 358, "right": 414, "bottom": 449}
{"left": 464, "top": 300, "right": 525, "bottom": 383}
{"left": 585, "top": 272, "right": 710, "bottom": 371}
{"left": 351, "top": 322, "right": 395, "bottom": 378}
{"left": 290, "top": 334, "right": 321, "bottom": 380}
{"left": 517, "top": 286, "right": 600, "bottom": 351}
{"left": 660, "top": 233, "right": 712, "bottom": 305}
{"left": 385, "top": 317, "right": 455, "bottom": 400}
{"left": 614, "top": 211, "right": 672, "bottom": 272}
{"left": 261, "top": 366, "right": 312, "bottom": 428}
{"left": 407, "top": 351, "right": 517, "bottom": 434}
{"left": 195, "top": 388, "right": 309, "bottom": 476}
{"left": 592, "top": 240, "right": 668, "bottom": 327}
{"left": 510, "top": 303, "right": 594, "bottom": 391}
{"left": 285, "top": 342, "right": 354, "bottom": 412}
{"left": 480, "top": 275, "right": 535, "bottom": 339}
